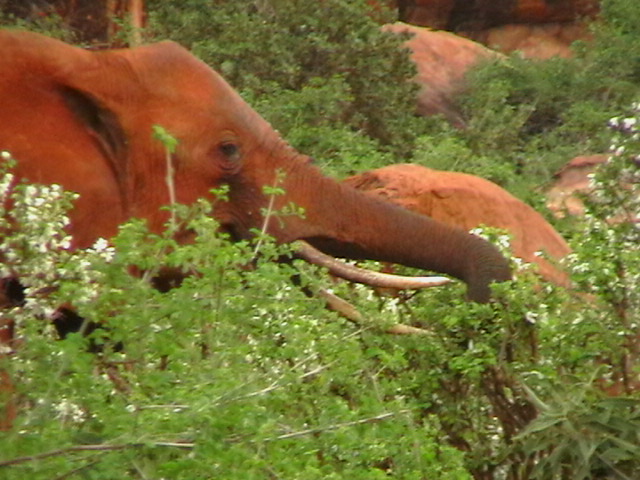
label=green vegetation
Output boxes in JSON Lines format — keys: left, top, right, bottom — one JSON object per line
{"left": 0, "top": 156, "right": 474, "bottom": 479}
{"left": 1, "top": 0, "right": 640, "bottom": 478}
{"left": 0, "top": 3, "right": 75, "bottom": 41}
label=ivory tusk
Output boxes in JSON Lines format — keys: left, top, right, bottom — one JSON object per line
{"left": 317, "top": 288, "right": 433, "bottom": 336}
{"left": 293, "top": 240, "right": 450, "bottom": 290}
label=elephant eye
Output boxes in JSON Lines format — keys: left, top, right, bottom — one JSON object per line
{"left": 219, "top": 141, "right": 240, "bottom": 160}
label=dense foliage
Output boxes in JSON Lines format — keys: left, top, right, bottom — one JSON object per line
{"left": 1, "top": 0, "right": 640, "bottom": 478}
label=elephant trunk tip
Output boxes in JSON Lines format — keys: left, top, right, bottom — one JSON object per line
{"left": 464, "top": 243, "right": 512, "bottom": 303}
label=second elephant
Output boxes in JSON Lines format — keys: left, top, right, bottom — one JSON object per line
{"left": 345, "top": 164, "right": 571, "bottom": 285}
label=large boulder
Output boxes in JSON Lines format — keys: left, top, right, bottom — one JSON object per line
{"left": 345, "top": 163, "right": 572, "bottom": 285}
{"left": 399, "top": 0, "right": 600, "bottom": 30}
{"left": 470, "top": 21, "right": 591, "bottom": 59}
{"left": 384, "top": 22, "right": 500, "bottom": 127}
{"left": 546, "top": 154, "right": 608, "bottom": 218}
{"left": 397, "top": 0, "right": 599, "bottom": 59}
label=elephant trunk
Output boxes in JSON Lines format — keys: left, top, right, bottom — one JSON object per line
{"left": 275, "top": 166, "right": 511, "bottom": 302}
{"left": 450, "top": 231, "right": 512, "bottom": 302}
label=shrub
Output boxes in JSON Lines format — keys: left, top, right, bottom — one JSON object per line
{"left": 0, "top": 156, "right": 472, "bottom": 479}
{"left": 369, "top": 101, "right": 640, "bottom": 478}
{"left": 512, "top": 102, "right": 640, "bottom": 480}
{"left": 0, "top": 5, "right": 75, "bottom": 41}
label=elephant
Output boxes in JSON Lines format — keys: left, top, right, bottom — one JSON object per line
{"left": 344, "top": 164, "right": 571, "bottom": 285}
{"left": 0, "top": 30, "right": 511, "bottom": 303}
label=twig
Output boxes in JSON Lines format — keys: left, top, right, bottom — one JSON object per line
{"left": 595, "top": 451, "right": 633, "bottom": 480}
{"left": 237, "top": 362, "right": 332, "bottom": 401}
{"left": 0, "top": 441, "right": 194, "bottom": 468}
{"left": 164, "top": 145, "right": 176, "bottom": 229}
{"left": 131, "top": 458, "right": 151, "bottom": 480}
{"left": 2, "top": 412, "right": 413, "bottom": 467}
{"left": 262, "top": 409, "right": 412, "bottom": 442}
{"left": 216, "top": 352, "right": 332, "bottom": 405}
{"left": 252, "top": 187, "right": 278, "bottom": 258}
{"left": 137, "top": 404, "right": 190, "bottom": 411}
{"left": 318, "top": 288, "right": 434, "bottom": 336}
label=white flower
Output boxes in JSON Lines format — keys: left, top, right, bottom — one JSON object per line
{"left": 622, "top": 116, "right": 637, "bottom": 131}
{"left": 524, "top": 311, "right": 538, "bottom": 324}
{"left": 0, "top": 172, "right": 14, "bottom": 198}
{"left": 92, "top": 238, "right": 109, "bottom": 251}
{"left": 54, "top": 398, "right": 86, "bottom": 423}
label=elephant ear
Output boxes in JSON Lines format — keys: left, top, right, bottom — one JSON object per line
{"left": 53, "top": 46, "right": 137, "bottom": 195}
{"left": 60, "top": 86, "right": 128, "bottom": 180}
{"left": 53, "top": 40, "right": 196, "bottom": 191}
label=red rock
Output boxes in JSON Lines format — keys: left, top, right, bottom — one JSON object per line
{"left": 396, "top": 0, "right": 598, "bottom": 60}
{"left": 397, "top": 0, "right": 455, "bottom": 29}
{"left": 546, "top": 154, "right": 608, "bottom": 217}
{"left": 384, "top": 22, "right": 500, "bottom": 126}
{"left": 399, "top": 0, "right": 600, "bottom": 29}
{"left": 477, "top": 21, "right": 592, "bottom": 59}
{"left": 346, "top": 163, "right": 572, "bottom": 285}
{"left": 511, "top": 0, "right": 600, "bottom": 24}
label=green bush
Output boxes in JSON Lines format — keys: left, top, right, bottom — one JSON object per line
{"left": 511, "top": 102, "right": 640, "bottom": 480}
{"left": 0, "top": 2, "right": 75, "bottom": 41}
{"left": 0, "top": 157, "right": 473, "bottom": 479}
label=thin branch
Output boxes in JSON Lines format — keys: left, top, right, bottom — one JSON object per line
{"left": 595, "top": 452, "right": 633, "bottom": 480}
{"left": 153, "top": 442, "right": 195, "bottom": 448}
{"left": 164, "top": 146, "right": 176, "bottom": 229}
{"left": 137, "top": 404, "right": 190, "bottom": 411}
{"left": 237, "top": 362, "right": 332, "bottom": 401}
{"left": 252, "top": 187, "right": 278, "bottom": 258}
{"left": 318, "top": 288, "right": 434, "bottom": 336}
{"left": 218, "top": 352, "right": 333, "bottom": 405}
{"left": 262, "top": 409, "right": 412, "bottom": 442}
{"left": 2, "top": 412, "right": 414, "bottom": 467}
{"left": 0, "top": 442, "right": 194, "bottom": 468}
{"left": 131, "top": 458, "right": 151, "bottom": 480}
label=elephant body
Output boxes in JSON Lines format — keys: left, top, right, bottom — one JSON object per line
{"left": 0, "top": 30, "right": 510, "bottom": 302}
{"left": 345, "top": 164, "right": 571, "bottom": 285}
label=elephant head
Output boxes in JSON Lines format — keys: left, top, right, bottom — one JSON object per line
{"left": 0, "top": 30, "right": 510, "bottom": 302}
